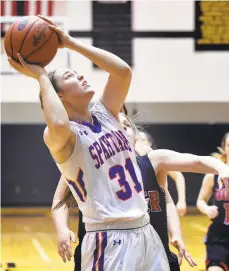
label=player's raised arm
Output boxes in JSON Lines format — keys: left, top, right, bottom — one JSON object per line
{"left": 8, "top": 55, "right": 74, "bottom": 157}
{"left": 44, "top": 17, "right": 132, "bottom": 118}
{"left": 68, "top": 40, "right": 131, "bottom": 117}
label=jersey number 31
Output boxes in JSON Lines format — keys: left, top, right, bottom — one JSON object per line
{"left": 109, "top": 158, "right": 142, "bottom": 201}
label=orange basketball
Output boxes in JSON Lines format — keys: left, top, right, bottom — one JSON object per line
{"left": 4, "top": 16, "right": 59, "bottom": 67}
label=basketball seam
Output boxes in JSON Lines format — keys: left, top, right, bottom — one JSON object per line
{"left": 18, "top": 18, "right": 40, "bottom": 56}
{"left": 10, "top": 23, "right": 17, "bottom": 58}
{"left": 24, "top": 31, "right": 55, "bottom": 61}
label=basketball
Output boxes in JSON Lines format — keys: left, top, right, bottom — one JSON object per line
{"left": 4, "top": 16, "right": 59, "bottom": 67}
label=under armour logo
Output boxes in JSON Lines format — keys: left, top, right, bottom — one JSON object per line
{"left": 113, "top": 240, "right": 121, "bottom": 245}
{"left": 79, "top": 131, "right": 88, "bottom": 136}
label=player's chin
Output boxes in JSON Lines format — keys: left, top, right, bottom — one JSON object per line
{"left": 85, "top": 87, "right": 95, "bottom": 97}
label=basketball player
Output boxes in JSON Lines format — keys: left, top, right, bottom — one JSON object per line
{"left": 197, "top": 132, "right": 229, "bottom": 271}
{"left": 52, "top": 115, "right": 229, "bottom": 271}
{"left": 8, "top": 15, "right": 169, "bottom": 271}
{"left": 135, "top": 130, "right": 187, "bottom": 216}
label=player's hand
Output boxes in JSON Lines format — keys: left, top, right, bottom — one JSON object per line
{"left": 57, "top": 227, "right": 77, "bottom": 263}
{"left": 206, "top": 205, "right": 219, "bottom": 219}
{"left": 8, "top": 53, "right": 46, "bottom": 80}
{"left": 176, "top": 201, "right": 187, "bottom": 216}
{"left": 38, "top": 15, "right": 71, "bottom": 49}
{"left": 171, "top": 237, "right": 197, "bottom": 267}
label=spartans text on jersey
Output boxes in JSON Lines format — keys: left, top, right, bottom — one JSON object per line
{"left": 89, "top": 130, "right": 132, "bottom": 169}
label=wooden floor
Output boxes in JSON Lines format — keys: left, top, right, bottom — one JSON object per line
{"left": 1, "top": 209, "right": 209, "bottom": 271}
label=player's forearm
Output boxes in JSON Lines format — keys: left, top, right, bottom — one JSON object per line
{"left": 39, "top": 74, "right": 70, "bottom": 129}
{"left": 167, "top": 201, "right": 183, "bottom": 239}
{"left": 198, "top": 156, "right": 229, "bottom": 175}
{"left": 155, "top": 150, "right": 229, "bottom": 175}
{"left": 196, "top": 199, "right": 209, "bottom": 215}
{"left": 67, "top": 38, "right": 131, "bottom": 77}
{"left": 174, "top": 174, "right": 186, "bottom": 203}
{"left": 51, "top": 200, "right": 69, "bottom": 232}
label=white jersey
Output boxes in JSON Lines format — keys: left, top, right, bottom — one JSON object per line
{"left": 56, "top": 102, "right": 147, "bottom": 224}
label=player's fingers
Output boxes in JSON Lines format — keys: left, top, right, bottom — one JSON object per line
{"left": 38, "top": 14, "right": 56, "bottom": 26}
{"left": 58, "top": 246, "right": 67, "bottom": 263}
{"left": 17, "top": 53, "right": 28, "bottom": 68}
{"left": 65, "top": 245, "right": 72, "bottom": 262}
{"left": 62, "top": 241, "right": 72, "bottom": 261}
{"left": 49, "top": 25, "right": 62, "bottom": 33}
{"left": 178, "top": 250, "right": 184, "bottom": 266}
{"left": 8, "top": 57, "right": 23, "bottom": 71}
{"left": 184, "top": 252, "right": 197, "bottom": 267}
{"left": 8, "top": 61, "right": 22, "bottom": 72}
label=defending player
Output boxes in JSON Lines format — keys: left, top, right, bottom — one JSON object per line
{"left": 197, "top": 132, "right": 229, "bottom": 271}
{"left": 136, "top": 130, "right": 187, "bottom": 216}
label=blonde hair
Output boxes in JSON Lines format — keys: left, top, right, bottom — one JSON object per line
{"left": 211, "top": 132, "right": 229, "bottom": 163}
{"left": 119, "top": 112, "right": 143, "bottom": 139}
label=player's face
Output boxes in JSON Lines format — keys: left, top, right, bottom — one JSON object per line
{"left": 119, "top": 114, "right": 135, "bottom": 145}
{"left": 225, "top": 135, "right": 229, "bottom": 162}
{"left": 54, "top": 68, "right": 95, "bottom": 105}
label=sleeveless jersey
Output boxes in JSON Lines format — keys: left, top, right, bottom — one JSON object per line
{"left": 206, "top": 175, "right": 229, "bottom": 245}
{"left": 56, "top": 102, "right": 147, "bottom": 224}
{"left": 137, "top": 154, "right": 170, "bottom": 254}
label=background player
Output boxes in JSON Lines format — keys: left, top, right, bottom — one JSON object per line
{"left": 197, "top": 132, "right": 229, "bottom": 271}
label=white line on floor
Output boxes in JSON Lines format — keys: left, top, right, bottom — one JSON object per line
{"left": 32, "top": 238, "right": 50, "bottom": 262}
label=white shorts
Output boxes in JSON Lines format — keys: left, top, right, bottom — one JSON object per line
{"left": 81, "top": 214, "right": 169, "bottom": 271}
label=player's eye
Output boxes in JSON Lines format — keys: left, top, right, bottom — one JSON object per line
{"left": 66, "top": 73, "right": 74, "bottom": 79}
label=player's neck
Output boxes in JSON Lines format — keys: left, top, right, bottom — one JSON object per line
{"left": 67, "top": 106, "right": 92, "bottom": 124}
